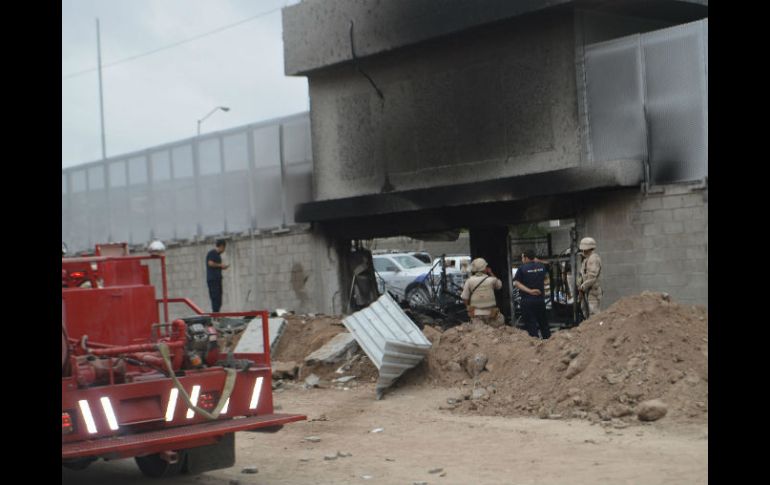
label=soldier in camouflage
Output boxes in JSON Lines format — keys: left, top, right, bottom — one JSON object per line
{"left": 461, "top": 258, "right": 504, "bottom": 328}
{"left": 578, "top": 237, "right": 602, "bottom": 317}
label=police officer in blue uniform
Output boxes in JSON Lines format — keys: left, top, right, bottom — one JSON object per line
{"left": 512, "top": 249, "right": 551, "bottom": 339}
{"left": 206, "top": 239, "right": 230, "bottom": 313}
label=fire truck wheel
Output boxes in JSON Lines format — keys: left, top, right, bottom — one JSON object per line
{"left": 135, "top": 451, "right": 187, "bottom": 477}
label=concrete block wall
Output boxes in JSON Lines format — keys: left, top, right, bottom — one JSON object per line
{"left": 147, "top": 226, "right": 340, "bottom": 321}
{"left": 580, "top": 183, "right": 708, "bottom": 308}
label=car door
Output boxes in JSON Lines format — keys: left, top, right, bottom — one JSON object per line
{"left": 373, "top": 256, "right": 401, "bottom": 296}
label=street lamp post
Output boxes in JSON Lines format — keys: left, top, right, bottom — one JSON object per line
{"left": 197, "top": 106, "right": 230, "bottom": 136}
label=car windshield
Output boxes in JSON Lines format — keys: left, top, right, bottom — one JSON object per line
{"left": 392, "top": 255, "right": 428, "bottom": 269}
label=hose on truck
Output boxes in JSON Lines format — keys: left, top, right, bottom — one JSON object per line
{"left": 157, "top": 343, "right": 236, "bottom": 420}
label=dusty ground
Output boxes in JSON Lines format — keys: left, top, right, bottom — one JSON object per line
{"left": 63, "top": 292, "right": 708, "bottom": 484}
{"left": 63, "top": 384, "right": 707, "bottom": 485}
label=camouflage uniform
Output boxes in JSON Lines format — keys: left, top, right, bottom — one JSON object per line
{"left": 461, "top": 272, "right": 504, "bottom": 328}
{"left": 579, "top": 252, "right": 602, "bottom": 316}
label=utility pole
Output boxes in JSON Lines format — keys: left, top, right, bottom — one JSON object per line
{"left": 96, "top": 18, "right": 107, "bottom": 159}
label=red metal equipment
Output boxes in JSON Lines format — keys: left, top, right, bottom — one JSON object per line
{"left": 61, "top": 246, "right": 306, "bottom": 477}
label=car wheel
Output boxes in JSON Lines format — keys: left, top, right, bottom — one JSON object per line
{"left": 406, "top": 285, "right": 431, "bottom": 308}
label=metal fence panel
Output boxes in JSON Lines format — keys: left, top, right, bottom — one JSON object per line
{"left": 222, "top": 133, "right": 252, "bottom": 233}
{"left": 583, "top": 19, "right": 708, "bottom": 184}
{"left": 584, "top": 35, "right": 646, "bottom": 164}
{"left": 643, "top": 20, "right": 708, "bottom": 183}
{"left": 62, "top": 114, "right": 313, "bottom": 253}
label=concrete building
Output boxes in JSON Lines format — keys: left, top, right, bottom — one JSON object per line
{"left": 62, "top": 0, "right": 707, "bottom": 320}
{"left": 283, "top": 0, "right": 708, "bottom": 319}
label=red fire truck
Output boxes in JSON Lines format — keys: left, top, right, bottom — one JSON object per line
{"left": 62, "top": 242, "right": 305, "bottom": 477}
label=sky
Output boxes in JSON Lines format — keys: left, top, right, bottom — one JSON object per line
{"left": 62, "top": 0, "right": 308, "bottom": 169}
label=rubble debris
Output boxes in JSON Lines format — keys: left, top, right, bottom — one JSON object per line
{"left": 466, "top": 354, "right": 488, "bottom": 378}
{"left": 334, "top": 376, "right": 356, "bottom": 383}
{"left": 323, "top": 454, "right": 338, "bottom": 461}
{"left": 370, "top": 428, "right": 384, "bottom": 433}
{"left": 272, "top": 361, "right": 299, "bottom": 380}
{"left": 241, "top": 466, "right": 258, "bottom": 474}
{"left": 304, "top": 436, "right": 321, "bottom": 443}
{"left": 403, "top": 292, "right": 706, "bottom": 426}
{"left": 636, "top": 399, "right": 668, "bottom": 422}
{"left": 304, "top": 332, "right": 359, "bottom": 365}
{"left": 428, "top": 468, "right": 444, "bottom": 474}
{"left": 304, "top": 374, "right": 320, "bottom": 388}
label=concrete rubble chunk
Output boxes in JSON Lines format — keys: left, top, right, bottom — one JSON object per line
{"left": 234, "top": 318, "right": 287, "bottom": 354}
{"left": 466, "top": 354, "right": 488, "bottom": 378}
{"left": 304, "top": 374, "right": 321, "bottom": 388}
{"left": 272, "top": 361, "right": 299, "bottom": 380}
{"left": 334, "top": 375, "right": 356, "bottom": 383}
{"left": 304, "top": 332, "right": 359, "bottom": 365}
{"left": 241, "top": 466, "right": 258, "bottom": 474}
{"left": 370, "top": 428, "right": 384, "bottom": 433}
{"left": 304, "top": 436, "right": 321, "bottom": 442}
{"left": 637, "top": 399, "right": 668, "bottom": 421}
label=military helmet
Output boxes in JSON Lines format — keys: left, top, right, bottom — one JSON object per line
{"left": 470, "top": 257, "right": 488, "bottom": 273}
{"left": 579, "top": 237, "right": 597, "bottom": 250}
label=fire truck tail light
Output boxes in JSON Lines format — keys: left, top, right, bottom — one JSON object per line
{"left": 62, "top": 412, "right": 73, "bottom": 434}
{"left": 249, "top": 377, "right": 264, "bottom": 410}
{"left": 70, "top": 271, "right": 85, "bottom": 279}
{"left": 165, "top": 388, "right": 179, "bottom": 422}
{"left": 198, "top": 392, "right": 218, "bottom": 411}
{"left": 186, "top": 385, "right": 201, "bottom": 419}
{"left": 78, "top": 400, "right": 98, "bottom": 434}
{"left": 100, "top": 397, "right": 119, "bottom": 431}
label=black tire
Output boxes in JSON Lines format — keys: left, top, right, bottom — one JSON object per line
{"left": 135, "top": 451, "right": 187, "bottom": 478}
{"left": 406, "top": 285, "right": 431, "bottom": 309}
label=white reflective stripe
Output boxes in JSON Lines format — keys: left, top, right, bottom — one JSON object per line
{"left": 186, "top": 385, "right": 201, "bottom": 419}
{"left": 78, "top": 400, "right": 98, "bottom": 434}
{"left": 221, "top": 398, "right": 230, "bottom": 415}
{"left": 165, "top": 388, "right": 179, "bottom": 422}
{"left": 99, "top": 397, "right": 119, "bottom": 431}
{"left": 249, "top": 376, "right": 264, "bottom": 410}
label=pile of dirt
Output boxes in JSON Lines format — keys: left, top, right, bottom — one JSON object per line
{"left": 402, "top": 291, "right": 707, "bottom": 425}
{"left": 271, "top": 314, "right": 379, "bottom": 384}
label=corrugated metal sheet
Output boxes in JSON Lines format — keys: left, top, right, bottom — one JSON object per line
{"left": 342, "top": 293, "right": 432, "bottom": 399}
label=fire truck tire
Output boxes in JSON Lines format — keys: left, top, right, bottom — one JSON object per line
{"left": 135, "top": 451, "right": 187, "bottom": 477}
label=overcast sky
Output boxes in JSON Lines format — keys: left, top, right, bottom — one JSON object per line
{"left": 62, "top": 0, "right": 308, "bottom": 169}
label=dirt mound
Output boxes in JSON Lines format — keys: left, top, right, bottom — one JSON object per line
{"left": 271, "top": 314, "right": 379, "bottom": 384}
{"left": 403, "top": 292, "right": 707, "bottom": 424}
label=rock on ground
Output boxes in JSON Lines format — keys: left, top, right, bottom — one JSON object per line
{"left": 636, "top": 399, "right": 668, "bottom": 422}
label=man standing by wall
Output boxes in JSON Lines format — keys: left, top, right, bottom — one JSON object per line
{"left": 513, "top": 249, "right": 551, "bottom": 339}
{"left": 206, "top": 239, "right": 230, "bottom": 313}
{"left": 578, "top": 237, "right": 602, "bottom": 317}
{"left": 461, "top": 258, "right": 504, "bottom": 328}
